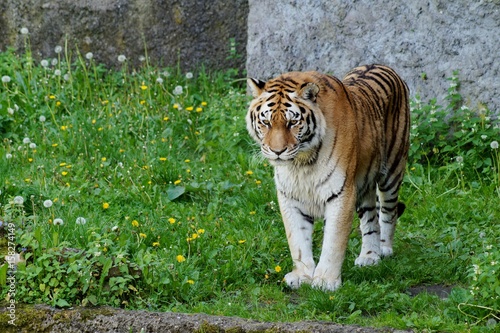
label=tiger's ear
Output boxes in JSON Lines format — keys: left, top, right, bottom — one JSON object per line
{"left": 247, "top": 78, "right": 266, "bottom": 97}
{"left": 299, "top": 82, "right": 320, "bottom": 102}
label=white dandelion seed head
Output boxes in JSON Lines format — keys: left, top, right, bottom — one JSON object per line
{"left": 173, "top": 85, "right": 183, "bottom": 95}
{"left": 6, "top": 153, "right": 13, "bottom": 159}
{"left": 111, "top": 225, "right": 119, "bottom": 231}
{"left": 1, "top": 75, "right": 11, "bottom": 83}
{"left": 491, "top": 141, "right": 499, "bottom": 149}
{"left": 481, "top": 135, "right": 487, "bottom": 140}
{"left": 139, "top": 55, "right": 146, "bottom": 62}
{"left": 156, "top": 77, "right": 164, "bottom": 84}
{"left": 23, "top": 137, "right": 31, "bottom": 144}
{"left": 7, "top": 108, "right": 14, "bottom": 115}
{"left": 63, "top": 73, "right": 70, "bottom": 81}
{"left": 43, "top": 199, "right": 53, "bottom": 208}
{"left": 51, "top": 58, "right": 58, "bottom": 66}
{"left": 54, "top": 69, "right": 61, "bottom": 76}
{"left": 54, "top": 45, "right": 63, "bottom": 54}
{"left": 85, "top": 52, "right": 93, "bottom": 60}
{"left": 185, "top": 72, "right": 193, "bottom": 79}
{"left": 53, "top": 218, "right": 64, "bottom": 226}
{"left": 117, "top": 54, "right": 127, "bottom": 62}
{"left": 162, "top": 71, "right": 171, "bottom": 77}
{"left": 40, "top": 59, "right": 49, "bottom": 68}
{"left": 456, "top": 156, "right": 464, "bottom": 163}
{"left": 39, "top": 115, "right": 46, "bottom": 122}
{"left": 20, "top": 27, "right": 29, "bottom": 35}
{"left": 76, "top": 217, "right": 87, "bottom": 225}
{"left": 13, "top": 196, "right": 24, "bottom": 205}
{"left": 29, "top": 143, "right": 37, "bottom": 149}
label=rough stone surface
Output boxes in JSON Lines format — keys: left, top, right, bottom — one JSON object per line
{"left": 0, "top": 304, "right": 411, "bottom": 333}
{"left": 247, "top": 0, "right": 500, "bottom": 111}
{"left": 0, "top": 0, "right": 248, "bottom": 72}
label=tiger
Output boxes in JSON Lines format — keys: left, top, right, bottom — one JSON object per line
{"left": 246, "top": 64, "right": 410, "bottom": 291}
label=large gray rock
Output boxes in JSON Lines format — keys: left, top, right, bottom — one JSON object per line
{"left": 247, "top": 0, "right": 500, "bottom": 111}
{"left": 0, "top": 0, "right": 248, "bottom": 72}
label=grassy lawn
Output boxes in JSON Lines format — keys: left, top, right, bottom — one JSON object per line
{"left": 1, "top": 43, "right": 499, "bottom": 332}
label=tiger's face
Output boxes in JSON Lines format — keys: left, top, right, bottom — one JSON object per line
{"left": 246, "top": 74, "right": 325, "bottom": 165}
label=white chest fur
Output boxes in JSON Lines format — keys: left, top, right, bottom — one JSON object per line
{"left": 274, "top": 159, "right": 346, "bottom": 219}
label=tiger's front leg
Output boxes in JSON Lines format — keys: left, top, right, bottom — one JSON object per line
{"left": 312, "top": 190, "right": 356, "bottom": 291}
{"left": 277, "top": 192, "right": 316, "bottom": 289}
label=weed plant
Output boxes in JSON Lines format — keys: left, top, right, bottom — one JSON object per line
{"left": 0, "top": 35, "right": 499, "bottom": 332}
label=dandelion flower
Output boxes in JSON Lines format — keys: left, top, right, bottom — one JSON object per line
{"left": 140, "top": 83, "right": 148, "bottom": 90}
{"left": 176, "top": 255, "right": 186, "bottom": 263}
{"left": 39, "top": 115, "right": 46, "bottom": 122}
{"left": 173, "top": 103, "right": 179, "bottom": 109}
{"left": 196, "top": 107, "right": 202, "bottom": 112}
{"left": 6, "top": 153, "right": 12, "bottom": 159}
{"left": 201, "top": 101, "right": 207, "bottom": 106}
{"left": 76, "top": 217, "right": 87, "bottom": 225}
{"left": 159, "top": 157, "right": 167, "bottom": 161}
{"left": 238, "top": 240, "right": 246, "bottom": 244}
{"left": 43, "top": 199, "right": 53, "bottom": 208}
{"left": 54, "top": 69, "right": 61, "bottom": 76}
{"left": 13, "top": 196, "right": 24, "bottom": 205}
{"left": 186, "top": 106, "right": 194, "bottom": 111}
{"left": 85, "top": 52, "right": 93, "bottom": 60}
{"left": 53, "top": 218, "right": 64, "bottom": 226}
{"left": 61, "top": 171, "right": 68, "bottom": 176}
{"left": 491, "top": 141, "right": 499, "bottom": 149}
{"left": 481, "top": 135, "right": 488, "bottom": 140}
{"left": 185, "top": 72, "right": 193, "bottom": 79}
{"left": 54, "top": 45, "right": 63, "bottom": 54}
{"left": 174, "top": 179, "right": 182, "bottom": 185}
{"left": 41, "top": 59, "right": 49, "bottom": 68}
{"left": 173, "top": 85, "right": 183, "bottom": 95}
{"left": 274, "top": 265, "right": 282, "bottom": 273}
{"left": 23, "top": 137, "right": 31, "bottom": 144}
{"left": 117, "top": 54, "right": 127, "bottom": 62}
{"left": 20, "top": 27, "right": 29, "bottom": 35}
{"left": 456, "top": 156, "right": 464, "bottom": 163}
{"left": 103, "top": 202, "right": 110, "bottom": 209}
{"left": 7, "top": 108, "right": 14, "bottom": 115}
{"left": 152, "top": 242, "right": 160, "bottom": 247}
{"left": 29, "top": 143, "right": 37, "bottom": 149}
{"left": 187, "top": 279, "right": 195, "bottom": 284}
{"left": 1, "top": 75, "right": 11, "bottom": 83}
{"left": 132, "top": 220, "right": 139, "bottom": 227}
{"left": 168, "top": 218, "right": 176, "bottom": 224}
{"left": 156, "top": 77, "right": 163, "bottom": 84}
{"left": 245, "top": 170, "right": 253, "bottom": 175}
{"left": 139, "top": 233, "right": 147, "bottom": 238}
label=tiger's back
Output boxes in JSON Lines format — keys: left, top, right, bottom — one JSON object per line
{"left": 246, "top": 64, "right": 410, "bottom": 290}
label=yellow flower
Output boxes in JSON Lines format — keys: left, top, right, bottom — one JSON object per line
{"left": 103, "top": 202, "right": 110, "bottom": 209}
{"left": 140, "top": 83, "right": 148, "bottom": 90}
{"left": 56, "top": 101, "right": 61, "bottom": 107}
{"left": 61, "top": 171, "right": 68, "bottom": 176}
{"left": 191, "top": 233, "right": 199, "bottom": 240}
{"left": 196, "top": 107, "right": 202, "bottom": 112}
{"left": 49, "top": 95, "right": 56, "bottom": 99}
{"left": 168, "top": 218, "right": 176, "bottom": 224}
{"left": 201, "top": 101, "right": 207, "bottom": 106}
{"left": 59, "top": 162, "right": 67, "bottom": 167}
{"left": 28, "top": 158, "right": 33, "bottom": 163}
{"left": 139, "top": 233, "right": 146, "bottom": 238}
{"left": 245, "top": 170, "right": 253, "bottom": 175}
{"left": 255, "top": 180, "right": 261, "bottom": 185}
{"left": 176, "top": 255, "right": 186, "bottom": 263}
{"left": 187, "top": 279, "right": 194, "bottom": 285}
{"left": 184, "top": 159, "right": 190, "bottom": 163}
{"left": 163, "top": 117, "right": 169, "bottom": 121}
{"left": 174, "top": 179, "right": 181, "bottom": 185}
{"left": 249, "top": 211, "right": 256, "bottom": 215}
{"left": 152, "top": 242, "right": 160, "bottom": 247}
{"left": 159, "top": 157, "right": 167, "bottom": 161}
{"left": 274, "top": 265, "right": 282, "bottom": 273}
{"left": 186, "top": 106, "right": 194, "bottom": 111}
{"left": 197, "top": 229, "right": 205, "bottom": 234}
{"left": 92, "top": 119, "right": 97, "bottom": 124}
{"left": 132, "top": 220, "right": 139, "bottom": 227}
{"left": 52, "top": 143, "right": 58, "bottom": 147}
{"left": 140, "top": 100, "right": 146, "bottom": 105}
{"left": 173, "top": 103, "right": 179, "bottom": 109}
{"left": 238, "top": 240, "right": 246, "bottom": 244}
{"left": 60, "top": 125, "right": 68, "bottom": 131}
{"left": 101, "top": 157, "right": 107, "bottom": 162}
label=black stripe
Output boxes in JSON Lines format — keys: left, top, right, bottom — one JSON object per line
{"left": 327, "top": 181, "right": 345, "bottom": 203}
{"left": 296, "top": 208, "right": 314, "bottom": 224}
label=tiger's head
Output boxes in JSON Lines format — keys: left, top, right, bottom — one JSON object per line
{"left": 246, "top": 72, "right": 326, "bottom": 165}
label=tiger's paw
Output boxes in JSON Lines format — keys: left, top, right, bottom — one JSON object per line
{"left": 311, "top": 275, "right": 342, "bottom": 291}
{"left": 380, "top": 246, "right": 393, "bottom": 257}
{"left": 284, "top": 271, "right": 313, "bottom": 289}
{"left": 354, "top": 252, "right": 381, "bottom": 266}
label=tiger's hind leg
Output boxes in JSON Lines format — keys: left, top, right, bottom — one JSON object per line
{"left": 354, "top": 187, "right": 381, "bottom": 266}
{"left": 377, "top": 183, "right": 405, "bottom": 257}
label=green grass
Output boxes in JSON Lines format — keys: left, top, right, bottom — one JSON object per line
{"left": 1, "top": 45, "right": 500, "bottom": 332}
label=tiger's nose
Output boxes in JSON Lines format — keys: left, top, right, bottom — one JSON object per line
{"left": 270, "top": 147, "right": 287, "bottom": 156}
